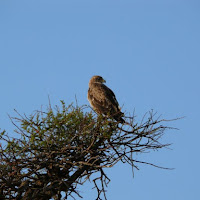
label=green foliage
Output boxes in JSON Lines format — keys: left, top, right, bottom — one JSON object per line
{"left": 6, "top": 102, "right": 114, "bottom": 152}
{"left": 0, "top": 101, "right": 174, "bottom": 200}
{"left": 0, "top": 101, "right": 120, "bottom": 199}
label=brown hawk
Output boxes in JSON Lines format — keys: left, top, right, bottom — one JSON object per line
{"left": 87, "top": 75, "right": 125, "bottom": 123}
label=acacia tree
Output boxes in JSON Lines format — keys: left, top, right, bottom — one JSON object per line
{"left": 0, "top": 101, "right": 176, "bottom": 200}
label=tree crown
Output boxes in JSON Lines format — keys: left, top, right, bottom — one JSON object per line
{"left": 0, "top": 101, "right": 176, "bottom": 200}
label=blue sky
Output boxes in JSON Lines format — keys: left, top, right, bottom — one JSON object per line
{"left": 0, "top": 0, "right": 200, "bottom": 199}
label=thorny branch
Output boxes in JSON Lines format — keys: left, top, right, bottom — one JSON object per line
{"left": 0, "top": 103, "right": 178, "bottom": 200}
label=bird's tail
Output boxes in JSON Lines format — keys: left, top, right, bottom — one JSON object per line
{"left": 113, "top": 112, "right": 125, "bottom": 123}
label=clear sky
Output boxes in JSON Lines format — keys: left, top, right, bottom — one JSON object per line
{"left": 0, "top": 0, "right": 200, "bottom": 199}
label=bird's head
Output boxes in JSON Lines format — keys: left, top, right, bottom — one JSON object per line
{"left": 90, "top": 75, "right": 106, "bottom": 84}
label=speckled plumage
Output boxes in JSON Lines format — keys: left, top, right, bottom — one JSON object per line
{"left": 88, "top": 75, "right": 125, "bottom": 123}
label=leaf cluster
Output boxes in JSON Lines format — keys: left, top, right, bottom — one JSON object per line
{"left": 0, "top": 101, "right": 176, "bottom": 200}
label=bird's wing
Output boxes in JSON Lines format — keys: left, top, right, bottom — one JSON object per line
{"left": 88, "top": 83, "right": 120, "bottom": 113}
{"left": 101, "top": 84, "right": 121, "bottom": 111}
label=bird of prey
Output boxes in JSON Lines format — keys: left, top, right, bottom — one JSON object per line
{"left": 87, "top": 75, "right": 125, "bottom": 123}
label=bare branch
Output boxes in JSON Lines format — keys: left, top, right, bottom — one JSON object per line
{"left": 0, "top": 102, "right": 178, "bottom": 200}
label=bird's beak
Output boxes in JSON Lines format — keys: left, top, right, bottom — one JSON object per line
{"left": 103, "top": 79, "right": 106, "bottom": 83}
